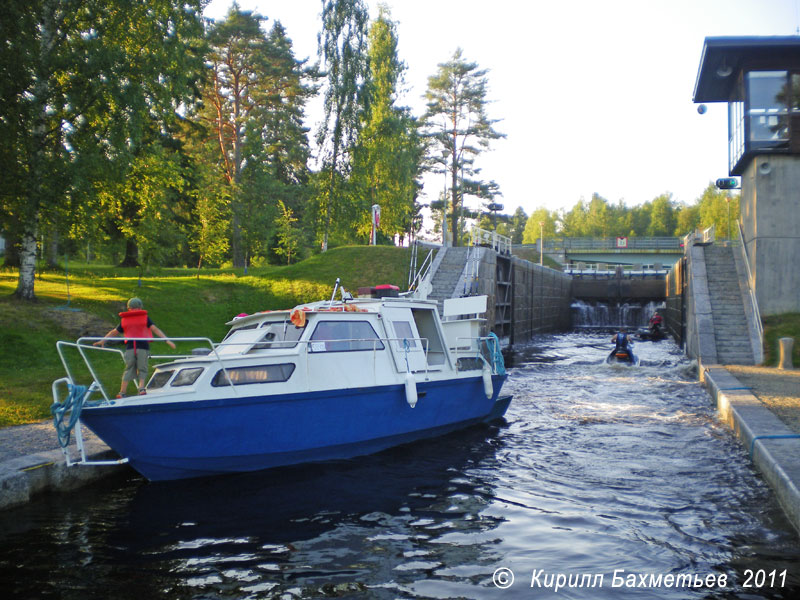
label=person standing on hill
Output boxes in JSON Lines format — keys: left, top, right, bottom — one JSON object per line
{"left": 93, "top": 298, "right": 175, "bottom": 397}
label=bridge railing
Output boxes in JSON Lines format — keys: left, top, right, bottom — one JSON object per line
{"left": 524, "top": 237, "right": 684, "bottom": 253}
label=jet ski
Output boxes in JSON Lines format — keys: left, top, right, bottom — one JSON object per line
{"left": 634, "top": 325, "right": 666, "bottom": 341}
{"left": 606, "top": 345, "right": 640, "bottom": 366}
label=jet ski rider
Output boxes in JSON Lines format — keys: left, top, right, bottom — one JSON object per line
{"left": 612, "top": 329, "right": 632, "bottom": 356}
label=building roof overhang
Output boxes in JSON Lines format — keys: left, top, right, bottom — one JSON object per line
{"left": 694, "top": 36, "right": 800, "bottom": 103}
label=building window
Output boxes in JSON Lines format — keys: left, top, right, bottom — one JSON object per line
{"left": 747, "top": 71, "right": 789, "bottom": 143}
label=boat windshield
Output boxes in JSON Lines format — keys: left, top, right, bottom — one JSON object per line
{"left": 249, "top": 320, "right": 305, "bottom": 351}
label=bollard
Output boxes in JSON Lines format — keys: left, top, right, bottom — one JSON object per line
{"left": 778, "top": 337, "right": 794, "bottom": 370}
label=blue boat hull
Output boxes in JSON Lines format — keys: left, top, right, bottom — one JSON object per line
{"left": 80, "top": 375, "right": 510, "bottom": 481}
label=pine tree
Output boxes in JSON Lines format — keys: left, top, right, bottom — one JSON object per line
{"left": 423, "top": 49, "right": 504, "bottom": 246}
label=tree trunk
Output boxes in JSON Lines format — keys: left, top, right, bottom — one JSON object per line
{"left": 450, "top": 148, "right": 459, "bottom": 247}
{"left": 231, "top": 212, "right": 244, "bottom": 267}
{"left": 119, "top": 238, "right": 140, "bottom": 267}
{"left": 14, "top": 225, "right": 38, "bottom": 301}
{"left": 15, "top": 0, "right": 57, "bottom": 301}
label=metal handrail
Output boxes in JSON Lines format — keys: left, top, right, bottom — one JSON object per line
{"left": 737, "top": 221, "right": 764, "bottom": 359}
{"left": 471, "top": 226, "right": 511, "bottom": 255}
{"left": 62, "top": 336, "right": 233, "bottom": 401}
{"left": 451, "top": 335, "right": 504, "bottom": 373}
{"left": 407, "top": 248, "right": 435, "bottom": 292}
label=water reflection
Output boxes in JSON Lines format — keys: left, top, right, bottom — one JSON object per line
{"left": 1, "top": 333, "right": 799, "bottom": 599}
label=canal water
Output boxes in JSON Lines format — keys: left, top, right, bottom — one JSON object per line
{"left": 1, "top": 333, "right": 799, "bottom": 599}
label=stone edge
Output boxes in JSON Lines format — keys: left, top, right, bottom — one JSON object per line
{"left": 0, "top": 439, "right": 128, "bottom": 511}
{"left": 703, "top": 365, "right": 800, "bottom": 536}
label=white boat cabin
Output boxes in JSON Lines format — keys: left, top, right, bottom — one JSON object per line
{"left": 131, "top": 296, "right": 491, "bottom": 404}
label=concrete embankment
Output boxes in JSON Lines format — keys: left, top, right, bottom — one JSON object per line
{"left": 0, "top": 423, "right": 126, "bottom": 511}
{"left": 702, "top": 366, "right": 800, "bottom": 535}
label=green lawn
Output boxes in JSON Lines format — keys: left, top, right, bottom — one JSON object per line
{"left": 0, "top": 245, "right": 411, "bottom": 427}
{"left": 763, "top": 312, "right": 800, "bottom": 368}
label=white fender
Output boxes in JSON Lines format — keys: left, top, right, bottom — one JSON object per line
{"left": 482, "top": 365, "right": 494, "bottom": 400}
{"left": 405, "top": 373, "right": 418, "bottom": 408}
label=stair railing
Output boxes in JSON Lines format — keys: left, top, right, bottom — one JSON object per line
{"left": 737, "top": 221, "right": 764, "bottom": 360}
{"left": 407, "top": 247, "right": 435, "bottom": 295}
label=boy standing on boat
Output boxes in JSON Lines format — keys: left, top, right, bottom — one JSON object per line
{"left": 93, "top": 298, "right": 175, "bottom": 397}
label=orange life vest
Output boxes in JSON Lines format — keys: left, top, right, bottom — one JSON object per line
{"left": 119, "top": 309, "right": 152, "bottom": 349}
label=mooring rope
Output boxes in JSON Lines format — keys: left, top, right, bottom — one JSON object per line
{"left": 51, "top": 384, "right": 89, "bottom": 448}
{"left": 485, "top": 332, "right": 506, "bottom": 375}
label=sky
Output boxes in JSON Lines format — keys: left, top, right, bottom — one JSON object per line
{"left": 203, "top": 0, "right": 800, "bottom": 219}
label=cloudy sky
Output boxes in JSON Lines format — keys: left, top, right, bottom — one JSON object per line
{"left": 203, "top": 0, "right": 800, "bottom": 217}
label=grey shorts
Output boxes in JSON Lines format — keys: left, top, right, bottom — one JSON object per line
{"left": 122, "top": 348, "right": 150, "bottom": 382}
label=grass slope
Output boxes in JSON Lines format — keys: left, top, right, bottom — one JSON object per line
{"left": 0, "top": 245, "right": 411, "bottom": 427}
{"left": 763, "top": 313, "right": 800, "bottom": 368}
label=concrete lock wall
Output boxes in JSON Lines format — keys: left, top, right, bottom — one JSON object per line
{"left": 509, "top": 257, "right": 572, "bottom": 342}
{"left": 740, "top": 155, "right": 800, "bottom": 315}
{"left": 465, "top": 252, "right": 571, "bottom": 343}
{"left": 664, "top": 257, "right": 686, "bottom": 348}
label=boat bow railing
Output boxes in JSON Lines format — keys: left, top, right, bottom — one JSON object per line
{"left": 452, "top": 333, "right": 505, "bottom": 375}
{"left": 59, "top": 336, "right": 227, "bottom": 402}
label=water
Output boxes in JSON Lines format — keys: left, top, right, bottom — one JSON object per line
{"left": 1, "top": 333, "right": 799, "bottom": 599}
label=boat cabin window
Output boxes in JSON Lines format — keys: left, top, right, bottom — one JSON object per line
{"left": 211, "top": 363, "right": 296, "bottom": 386}
{"left": 392, "top": 321, "right": 417, "bottom": 348}
{"left": 172, "top": 367, "right": 204, "bottom": 387}
{"left": 222, "top": 323, "right": 257, "bottom": 341}
{"left": 309, "top": 320, "right": 385, "bottom": 353}
{"left": 147, "top": 369, "right": 174, "bottom": 390}
{"left": 249, "top": 320, "right": 304, "bottom": 351}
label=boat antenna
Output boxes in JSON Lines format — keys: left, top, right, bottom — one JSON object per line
{"left": 329, "top": 278, "right": 341, "bottom": 307}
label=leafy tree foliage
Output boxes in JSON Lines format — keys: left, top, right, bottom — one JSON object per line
{"left": 349, "top": 7, "right": 423, "bottom": 244}
{"left": 522, "top": 208, "right": 559, "bottom": 244}
{"left": 1, "top": 0, "right": 205, "bottom": 299}
{"left": 697, "top": 183, "right": 740, "bottom": 239}
{"left": 316, "top": 0, "right": 369, "bottom": 251}
{"left": 274, "top": 200, "right": 303, "bottom": 264}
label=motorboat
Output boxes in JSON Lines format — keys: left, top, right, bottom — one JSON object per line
{"left": 51, "top": 282, "right": 511, "bottom": 481}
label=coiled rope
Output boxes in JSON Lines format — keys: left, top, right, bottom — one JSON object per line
{"left": 51, "top": 384, "right": 90, "bottom": 448}
{"left": 484, "top": 332, "right": 506, "bottom": 375}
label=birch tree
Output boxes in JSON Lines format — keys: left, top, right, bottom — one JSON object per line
{"left": 316, "top": 0, "right": 369, "bottom": 251}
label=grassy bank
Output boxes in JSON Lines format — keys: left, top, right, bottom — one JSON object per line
{"left": 763, "top": 313, "right": 800, "bottom": 368}
{"left": 0, "top": 246, "right": 411, "bottom": 427}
